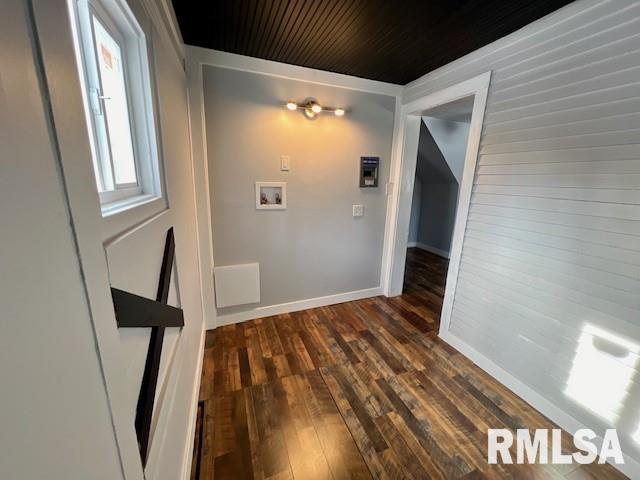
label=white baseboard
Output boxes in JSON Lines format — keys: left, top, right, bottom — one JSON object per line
{"left": 407, "top": 241, "right": 450, "bottom": 259}
{"left": 181, "top": 327, "right": 206, "bottom": 480}
{"left": 215, "top": 286, "right": 382, "bottom": 327}
{"left": 440, "top": 331, "right": 640, "bottom": 479}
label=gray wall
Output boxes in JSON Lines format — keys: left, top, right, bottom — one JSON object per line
{"left": 417, "top": 183, "right": 459, "bottom": 254}
{"left": 409, "top": 119, "right": 461, "bottom": 255}
{"left": 408, "top": 176, "right": 422, "bottom": 243}
{"left": 203, "top": 66, "right": 395, "bottom": 313}
{"left": 404, "top": 0, "right": 640, "bottom": 468}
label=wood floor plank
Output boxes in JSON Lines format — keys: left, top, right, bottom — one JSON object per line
{"left": 251, "top": 382, "right": 294, "bottom": 479}
{"left": 192, "top": 248, "right": 628, "bottom": 480}
{"left": 300, "top": 371, "right": 372, "bottom": 480}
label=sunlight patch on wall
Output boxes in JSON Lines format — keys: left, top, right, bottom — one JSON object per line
{"left": 565, "top": 324, "right": 639, "bottom": 423}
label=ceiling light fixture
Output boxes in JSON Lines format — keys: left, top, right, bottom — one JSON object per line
{"left": 285, "top": 99, "right": 346, "bottom": 119}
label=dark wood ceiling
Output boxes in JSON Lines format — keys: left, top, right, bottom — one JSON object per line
{"left": 172, "top": 0, "right": 574, "bottom": 85}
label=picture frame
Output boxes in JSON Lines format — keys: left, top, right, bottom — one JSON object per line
{"left": 255, "top": 182, "right": 286, "bottom": 210}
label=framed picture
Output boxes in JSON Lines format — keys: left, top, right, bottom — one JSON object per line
{"left": 255, "top": 182, "right": 286, "bottom": 210}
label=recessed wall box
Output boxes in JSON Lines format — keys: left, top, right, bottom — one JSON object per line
{"left": 359, "top": 156, "right": 379, "bottom": 188}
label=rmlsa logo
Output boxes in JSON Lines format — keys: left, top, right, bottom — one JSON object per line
{"left": 488, "top": 429, "right": 624, "bottom": 465}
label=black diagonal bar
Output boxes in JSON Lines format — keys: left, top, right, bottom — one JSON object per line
{"left": 135, "top": 227, "right": 175, "bottom": 465}
{"left": 110, "top": 227, "right": 182, "bottom": 466}
{"left": 111, "top": 288, "right": 183, "bottom": 328}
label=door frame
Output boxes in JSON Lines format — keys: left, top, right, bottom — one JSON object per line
{"left": 381, "top": 71, "right": 491, "bottom": 336}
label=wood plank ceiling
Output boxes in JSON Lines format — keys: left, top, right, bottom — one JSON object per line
{"left": 172, "top": 0, "right": 575, "bottom": 84}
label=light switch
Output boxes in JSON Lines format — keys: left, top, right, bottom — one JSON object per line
{"left": 280, "top": 155, "right": 290, "bottom": 171}
{"left": 353, "top": 204, "right": 364, "bottom": 217}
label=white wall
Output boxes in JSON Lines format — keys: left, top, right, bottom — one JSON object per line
{"left": 0, "top": 1, "right": 124, "bottom": 477}
{"left": 203, "top": 65, "right": 396, "bottom": 318}
{"left": 10, "top": 0, "right": 206, "bottom": 478}
{"left": 421, "top": 116, "right": 470, "bottom": 182}
{"left": 405, "top": 0, "right": 640, "bottom": 474}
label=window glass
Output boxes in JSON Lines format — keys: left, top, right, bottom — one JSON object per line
{"left": 91, "top": 15, "right": 137, "bottom": 185}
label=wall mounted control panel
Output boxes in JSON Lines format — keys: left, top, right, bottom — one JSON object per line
{"left": 359, "top": 156, "right": 379, "bottom": 187}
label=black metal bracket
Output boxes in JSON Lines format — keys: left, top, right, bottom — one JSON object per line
{"left": 110, "top": 227, "right": 183, "bottom": 466}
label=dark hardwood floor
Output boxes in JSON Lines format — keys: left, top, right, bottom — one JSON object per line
{"left": 192, "top": 247, "right": 627, "bottom": 479}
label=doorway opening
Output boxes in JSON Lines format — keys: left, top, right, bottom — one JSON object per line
{"left": 404, "top": 97, "right": 473, "bottom": 305}
{"left": 382, "top": 72, "right": 491, "bottom": 336}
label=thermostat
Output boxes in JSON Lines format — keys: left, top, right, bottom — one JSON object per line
{"left": 359, "top": 156, "right": 379, "bottom": 188}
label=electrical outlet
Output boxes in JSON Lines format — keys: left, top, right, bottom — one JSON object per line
{"left": 280, "top": 155, "right": 290, "bottom": 171}
{"left": 352, "top": 204, "right": 364, "bottom": 217}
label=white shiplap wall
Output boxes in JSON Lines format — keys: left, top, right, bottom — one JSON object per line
{"left": 404, "top": 0, "right": 640, "bottom": 471}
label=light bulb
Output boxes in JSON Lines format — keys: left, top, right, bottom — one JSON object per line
{"left": 311, "top": 103, "right": 322, "bottom": 113}
{"left": 286, "top": 101, "right": 297, "bottom": 111}
{"left": 334, "top": 108, "right": 345, "bottom": 116}
{"left": 304, "top": 108, "right": 315, "bottom": 119}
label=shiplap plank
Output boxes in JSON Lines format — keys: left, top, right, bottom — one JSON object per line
{"left": 480, "top": 128, "right": 640, "bottom": 155}
{"left": 475, "top": 173, "right": 640, "bottom": 189}
{"left": 473, "top": 184, "right": 640, "bottom": 204}
{"left": 471, "top": 192, "right": 640, "bottom": 220}
{"left": 477, "top": 159, "right": 640, "bottom": 175}
{"left": 478, "top": 144, "right": 640, "bottom": 166}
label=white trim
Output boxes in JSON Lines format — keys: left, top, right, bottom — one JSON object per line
{"left": 180, "top": 328, "right": 206, "bottom": 480}
{"left": 407, "top": 242, "right": 450, "bottom": 259}
{"left": 379, "top": 95, "right": 403, "bottom": 295}
{"left": 186, "top": 46, "right": 403, "bottom": 97}
{"left": 137, "top": 0, "right": 184, "bottom": 66}
{"left": 381, "top": 71, "right": 491, "bottom": 341}
{"left": 186, "top": 52, "right": 217, "bottom": 330}
{"left": 215, "top": 287, "right": 382, "bottom": 327}
{"left": 441, "top": 331, "right": 640, "bottom": 480}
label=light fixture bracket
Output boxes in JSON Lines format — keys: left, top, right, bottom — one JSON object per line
{"left": 285, "top": 98, "right": 345, "bottom": 119}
